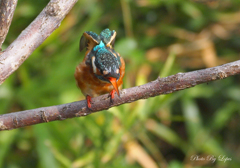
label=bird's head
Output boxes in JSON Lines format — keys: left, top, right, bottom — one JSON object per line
{"left": 79, "top": 28, "right": 121, "bottom": 95}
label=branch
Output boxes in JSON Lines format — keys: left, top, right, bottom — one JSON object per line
{"left": 0, "top": 0, "right": 78, "bottom": 84}
{"left": 0, "top": 0, "right": 18, "bottom": 50}
{"left": 1, "top": 60, "right": 240, "bottom": 131}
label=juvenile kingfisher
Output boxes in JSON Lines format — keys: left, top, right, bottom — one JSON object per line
{"left": 75, "top": 28, "right": 125, "bottom": 108}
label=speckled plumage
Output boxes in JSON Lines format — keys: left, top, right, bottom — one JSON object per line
{"left": 100, "top": 29, "right": 115, "bottom": 45}
{"left": 75, "top": 29, "right": 125, "bottom": 108}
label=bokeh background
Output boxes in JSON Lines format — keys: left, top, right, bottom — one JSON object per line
{"left": 1, "top": 0, "right": 240, "bottom": 167}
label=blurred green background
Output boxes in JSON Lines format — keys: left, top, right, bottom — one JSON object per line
{"left": 1, "top": 0, "right": 240, "bottom": 167}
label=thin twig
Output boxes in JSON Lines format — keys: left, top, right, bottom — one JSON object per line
{"left": 0, "top": 0, "right": 18, "bottom": 50}
{"left": 0, "top": 0, "right": 78, "bottom": 84}
{"left": 0, "top": 60, "right": 240, "bottom": 131}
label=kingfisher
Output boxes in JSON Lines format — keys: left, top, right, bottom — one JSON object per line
{"left": 75, "top": 28, "right": 125, "bottom": 108}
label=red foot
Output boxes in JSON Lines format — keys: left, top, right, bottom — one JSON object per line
{"left": 86, "top": 95, "right": 92, "bottom": 108}
{"left": 110, "top": 90, "right": 116, "bottom": 99}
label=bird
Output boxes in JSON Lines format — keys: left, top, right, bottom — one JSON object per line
{"left": 74, "top": 28, "right": 125, "bottom": 108}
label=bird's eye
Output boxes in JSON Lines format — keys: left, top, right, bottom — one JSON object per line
{"left": 103, "top": 70, "right": 109, "bottom": 76}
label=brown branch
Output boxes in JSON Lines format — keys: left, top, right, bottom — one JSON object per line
{"left": 0, "top": 60, "right": 240, "bottom": 131}
{"left": 0, "top": 0, "right": 18, "bottom": 50}
{"left": 0, "top": 0, "right": 78, "bottom": 84}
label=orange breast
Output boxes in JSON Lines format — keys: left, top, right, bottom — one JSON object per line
{"left": 74, "top": 57, "right": 125, "bottom": 97}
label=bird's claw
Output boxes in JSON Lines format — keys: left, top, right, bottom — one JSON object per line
{"left": 86, "top": 95, "right": 92, "bottom": 109}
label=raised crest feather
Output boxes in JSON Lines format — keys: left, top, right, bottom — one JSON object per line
{"left": 79, "top": 31, "right": 100, "bottom": 52}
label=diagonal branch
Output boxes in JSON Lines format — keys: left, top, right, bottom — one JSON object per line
{"left": 0, "top": 60, "right": 240, "bottom": 131}
{"left": 0, "top": 0, "right": 78, "bottom": 84}
{"left": 0, "top": 0, "right": 18, "bottom": 50}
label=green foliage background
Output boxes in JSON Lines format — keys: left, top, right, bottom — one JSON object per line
{"left": 0, "top": 0, "right": 240, "bottom": 167}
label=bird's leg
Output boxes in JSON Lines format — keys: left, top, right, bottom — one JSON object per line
{"left": 110, "top": 89, "right": 121, "bottom": 104}
{"left": 110, "top": 89, "right": 116, "bottom": 99}
{"left": 109, "top": 90, "right": 116, "bottom": 104}
{"left": 86, "top": 95, "right": 92, "bottom": 108}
